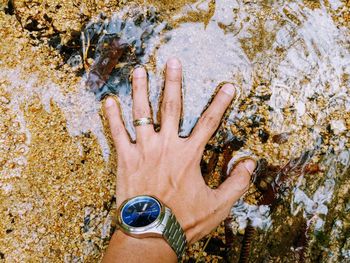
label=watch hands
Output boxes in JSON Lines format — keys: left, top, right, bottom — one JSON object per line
{"left": 136, "top": 209, "right": 158, "bottom": 215}
{"left": 141, "top": 203, "right": 148, "bottom": 212}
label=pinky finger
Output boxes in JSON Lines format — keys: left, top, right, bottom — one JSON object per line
{"left": 104, "top": 96, "right": 132, "bottom": 151}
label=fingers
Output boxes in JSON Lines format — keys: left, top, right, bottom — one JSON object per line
{"left": 104, "top": 97, "right": 132, "bottom": 151}
{"left": 160, "top": 58, "right": 182, "bottom": 136}
{"left": 190, "top": 83, "right": 236, "bottom": 148}
{"left": 132, "top": 67, "right": 154, "bottom": 142}
{"left": 215, "top": 159, "right": 256, "bottom": 205}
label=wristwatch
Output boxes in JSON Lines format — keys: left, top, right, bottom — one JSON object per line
{"left": 117, "top": 195, "right": 187, "bottom": 261}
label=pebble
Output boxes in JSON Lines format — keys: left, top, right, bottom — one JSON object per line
{"left": 295, "top": 101, "right": 306, "bottom": 116}
{"left": 0, "top": 96, "right": 10, "bottom": 104}
{"left": 330, "top": 120, "right": 346, "bottom": 135}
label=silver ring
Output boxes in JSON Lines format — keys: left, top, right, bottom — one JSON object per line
{"left": 133, "top": 117, "right": 153, "bottom": 127}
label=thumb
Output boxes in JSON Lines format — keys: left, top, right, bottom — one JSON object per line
{"left": 216, "top": 158, "right": 256, "bottom": 205}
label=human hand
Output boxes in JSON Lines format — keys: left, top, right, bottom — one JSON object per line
{"left": 103, "top": 58, "right": 256, "bottom": 245}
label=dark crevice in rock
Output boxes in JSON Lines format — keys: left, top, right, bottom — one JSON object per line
{"left": 24, "top": 17, "right": 46, "bottom": 32}
{"left": 4, "top": 0, "right": 14, "bottom": 15}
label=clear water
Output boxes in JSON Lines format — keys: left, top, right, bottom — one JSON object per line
{"left": 94, "top": 1, "right": 350, "bottom": 261}
{"left": 82, "top": 1, "right": 350, "bottom": 260}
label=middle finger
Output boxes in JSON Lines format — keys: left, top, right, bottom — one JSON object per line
{"left": 160, "top": 58, "right": 182, "bottom": 137}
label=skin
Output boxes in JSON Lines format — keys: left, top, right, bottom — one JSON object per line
{"left": 102, "top": 58, "right": 256, "bottom": 262}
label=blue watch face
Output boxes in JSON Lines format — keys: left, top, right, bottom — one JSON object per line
{"left": 121, "top": 196, "right": 161, "bottom": 228}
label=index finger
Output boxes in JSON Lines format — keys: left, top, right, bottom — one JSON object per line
{"left": 189, "top": 83, "right": 237, "bottom": 148}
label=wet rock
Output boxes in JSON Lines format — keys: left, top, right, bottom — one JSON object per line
{"left": 255, "top": 84, "right": 272, "bottom": 101}
{"left": 24, "top": 17, "right": 44, "bottom": 32}
{"left": 295, "top": 101, "right": 306, "bottom": 116}
{"left": 4, "top": 0, "right": 14, "bottom": 15}
{"left": 1, "top": 1, "right": 350, "bottom": 262}
{"left": 0, "top": 96, "right": 10, "bottom": 104}
{"left": 57, "top": 31, "right": 82, "bottom": 64}
{"left": 248, "top": 115, "right": 265, "bottom": 128}
{"left": 228, "top": 136, "right": 246, "bottom": 151}
{"left": 258, "top": 129, "right": 269, "bottom": 143}
{"left": 83, "top": 8, "right": 167, "bottom": 100}
{"left": 330, "top": 120, "right": 346, "bottom": 135}
{"left": 47, "top": 34, "right": 61, "bottom": 49}
{"left": 272, "top": 132, "right": 291, "bottom": 144}
{"left": 204, "top": 237, "right": 226, "bottom": 258}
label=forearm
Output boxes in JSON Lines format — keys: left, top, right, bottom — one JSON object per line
{"left": 102, "top": 231, "right": 177, "bottom": 263}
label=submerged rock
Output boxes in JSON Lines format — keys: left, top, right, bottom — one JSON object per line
{"left": 83, "top": 8, "right": 167, "bottom": 100}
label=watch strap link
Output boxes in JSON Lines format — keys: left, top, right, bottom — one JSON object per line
{"left": 163, "top": 208, "right": 187, "bottom": 261}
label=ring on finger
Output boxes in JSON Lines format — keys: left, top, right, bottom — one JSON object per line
{"left": 226, "top": 149, "right": 258, "bottom": 183}
{"left": 133, "top": 117, "right": 153, "bottom": 127}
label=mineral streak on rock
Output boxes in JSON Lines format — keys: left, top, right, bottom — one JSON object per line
{"left": 254, "top": 151, "right": 321, "bottom": 207}
{"left": 238, "top": 223, "right": 255, "bottom": 263}
{"left": 272, "top": 132, "right": 291, "bottom": 144}
{"left": 86, "top": 37, "right": 128, "bottom": 93}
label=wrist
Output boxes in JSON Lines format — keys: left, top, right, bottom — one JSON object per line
{"left": 102, "top": 231, "right": 177, "bottom": 263}
{"left": 116, "top": 195, "right": 187, "bottom": 260}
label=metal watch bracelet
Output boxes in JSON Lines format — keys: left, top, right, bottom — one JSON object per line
{"left": 163, "top": 207, "right": 187, "bottom": 261}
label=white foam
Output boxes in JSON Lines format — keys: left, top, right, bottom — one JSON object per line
{"left": 231, "top": 199, "right": 272, "bottom": 230}
{"left": 329, "top": 0, "right": 343, "bottom": 10}
{"left": 154, "top": 12, "right": 253, "bottom": 135}
{"left": 0, "top": 69, "right": 110, "bottom": 161}
{"left": 330, "top": 120, "right": 346, "bottom": 134}
{"left": 291, "top": 149, "right": 349, "bottom": 230}
{"left": 268, "top": 3, "right": 350, "bottom": 135}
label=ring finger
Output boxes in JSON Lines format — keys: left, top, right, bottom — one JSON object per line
{"left": 132, "top": 67, "right": 154, "bottom": 143}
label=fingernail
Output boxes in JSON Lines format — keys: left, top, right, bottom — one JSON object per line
{"left": 167, "top": 57, "right": 181, "bottom": 69}
{"left": 221, "top": 83, "right": 236, "bottom": 96}
{"left": 105, "top": 97, "right": 115, "bottom": 108}
{"left": 243, "top": 159, "right": 257, "bottom": 174}
{"left": 133, "top": 67, "right": 147, "bottom": 77}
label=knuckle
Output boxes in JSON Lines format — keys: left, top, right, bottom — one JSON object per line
{"left": 233, "top": 171, "right": 251, "bottom": 192}
{"left": 207, "top": 201, "right": 219, "bottom": 216}
{"left": 133, "top": 75, "right": 147, "bottom": 83}
{"left": 166, "top": 70, "right": 182, "bottom": 83}
{"left": 133, "top": 82, "right": 146, "bottom": 93}
{"left": 162, "top": 100, "right": 180, "bottom": 114}
{"left": 133, "top": 107, "right": 147, "bottom": 118}
{"left": 105, "top": 107, "right": 115, "bottom": 119}
{"left": 239, "top": 180, "right": 250, "bottom": 193}
{"left": 111, "top": 124, "right": 124, "bottom": 137}
{"left": 211, "top": 97, "right": 230, "bottom": 114}
{"left": 199, "top": 114, "right": 220, "bottom": 130}
{"left": 217, "top": 92, "right": 231, "bottom": 104}
{"left": 133, "top": 74, "right": 147, "bottom": 80}
{"left": 133, "top": 76, "right": 147, "bottom": 90}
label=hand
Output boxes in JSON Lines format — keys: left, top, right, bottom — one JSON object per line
{"left": 103, "top": 58, "right": 256, "bottom": 260}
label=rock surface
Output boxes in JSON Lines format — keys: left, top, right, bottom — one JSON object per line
{"left": 0, "top": 0, "right": 349, "bottom": 262}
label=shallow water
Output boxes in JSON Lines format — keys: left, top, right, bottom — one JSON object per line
{"left": 0, "top": 0, "right": 349, "bottom": 262}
